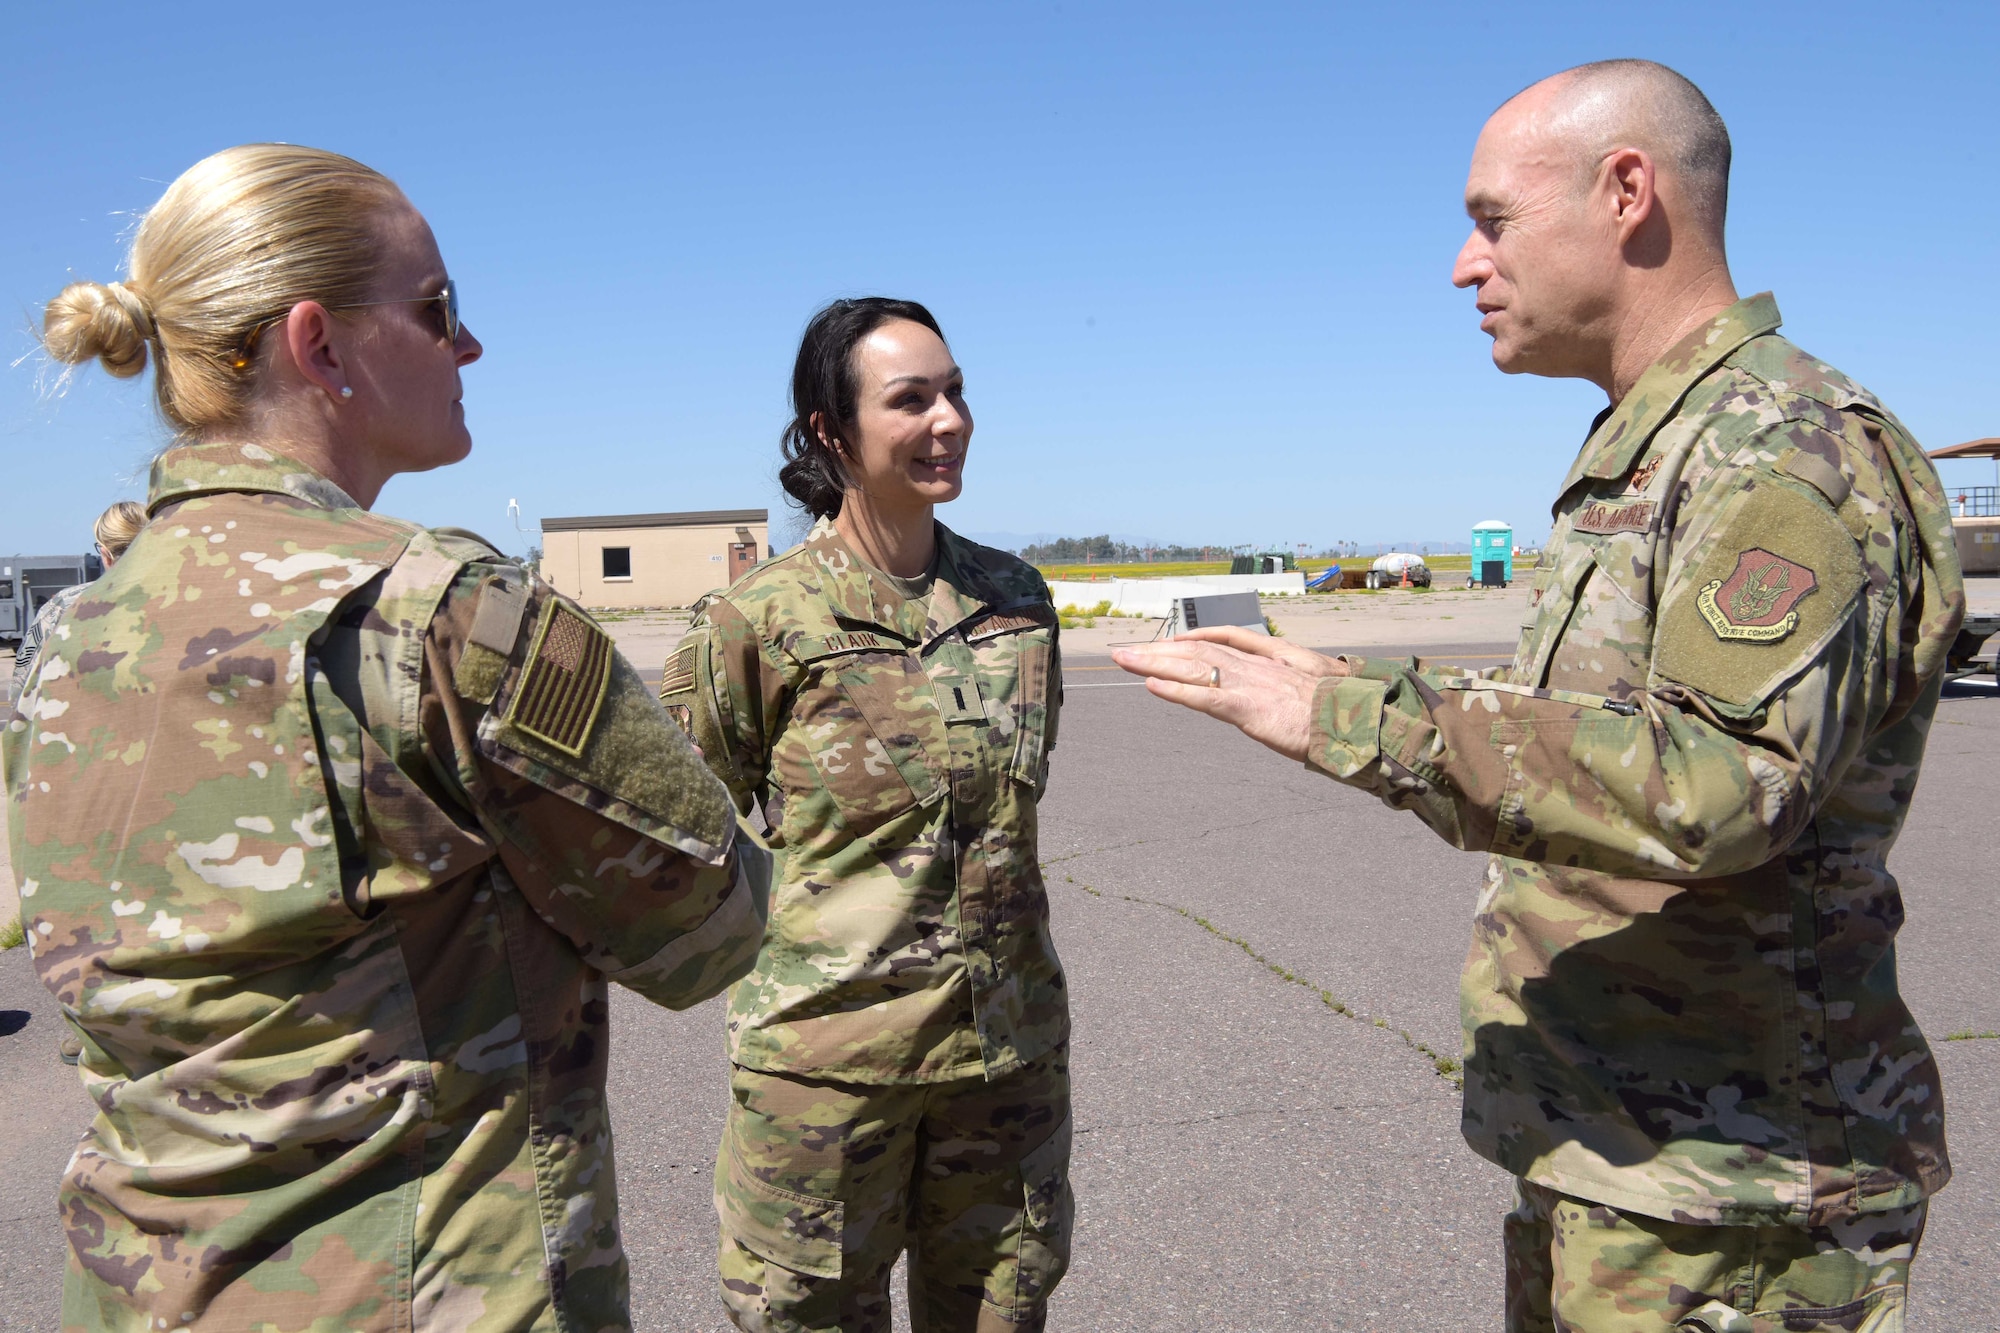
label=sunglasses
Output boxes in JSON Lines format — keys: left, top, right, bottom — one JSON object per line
{"left": 341, "top": 280, "right": 461, "bottom": 343}
{"left": 233, "top": 279, "right": 462, "bottom": 369}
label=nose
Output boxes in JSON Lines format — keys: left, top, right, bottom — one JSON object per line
{"left": 455, "top": 323, "right": 483, "bottom": 366}
{"left": 933, "top": 393, "right": 970, "bottom": 441}
{"left": 1452, "top": 229, "right": 1491, "bottom": 291}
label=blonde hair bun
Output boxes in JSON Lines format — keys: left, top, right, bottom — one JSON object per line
{"left": 42, "top": 145, "right": 402, "bottom": 433}
{"left": 44, "top": 280, "right": 156, "bottom": 379}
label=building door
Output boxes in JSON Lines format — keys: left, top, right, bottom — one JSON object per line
{"left": 729, "top": 542, "right": 757, "bottom": 581}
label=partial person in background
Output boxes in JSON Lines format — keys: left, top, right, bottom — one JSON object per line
{"left": 661, "top": 297, "right": 1071, "bottom": 1333}
{"left": 9, "top": 500, "right": 145, "bottom": 698}
{"left": 1116, "top": 60, "right": 1962, "bottom": 1332}
{"left": 6, "top": 143, "right": 770, "bottom": 1331}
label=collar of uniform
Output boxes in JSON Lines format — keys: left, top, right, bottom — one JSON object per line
{"left": 803, "top": 516, "right": 998, "bottom": 646}
{"left": 148, "top": 441, "right": 362, "bottom": 516}
{"left": 922, "top": 526, "right": 1001, "bottom": 646}
{"left": 1554, "top": 292, "right": 1783, "bottom": 504}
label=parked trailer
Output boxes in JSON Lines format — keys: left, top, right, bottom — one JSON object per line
{"left": 1, "top": 554, "right": 100, "bottom": 648}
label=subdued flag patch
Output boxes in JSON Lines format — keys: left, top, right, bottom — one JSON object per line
{"left": 1697, "top": 548, "right": 1819, "bottom": 642}
{"left": 659, "top": 643, "right": 697, "bottom": 697}
{"left": 509, "top": 600, "right": 613, "bottom": 754}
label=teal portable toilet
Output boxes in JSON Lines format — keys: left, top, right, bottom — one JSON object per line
{"left": 1471, "top": 520, "right": 1513, "bottom": 587}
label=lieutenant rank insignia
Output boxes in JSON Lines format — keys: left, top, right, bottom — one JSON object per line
{"left": 509, "top": 600, "right": 614, "bottom": 754}
{"left": 1696, "top": 548, "right": 1819, "bottom": 643}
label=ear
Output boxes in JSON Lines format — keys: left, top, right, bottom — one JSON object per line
{"left": 277, "top": 301, "right": 352, "bottom": 403}
{"left": 1602, "top": 147, "right": 1657, "bottom": 244}
{"left": 810, "top": 410, "right": 842, "bottom": 456}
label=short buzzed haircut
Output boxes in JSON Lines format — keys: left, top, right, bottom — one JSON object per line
{"left": 1528, "top": 59, "right": 1733, "bottom": 237}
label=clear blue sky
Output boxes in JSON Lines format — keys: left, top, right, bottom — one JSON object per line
{"left": 6, "top": 1, "right": 1997, "bottom": 558}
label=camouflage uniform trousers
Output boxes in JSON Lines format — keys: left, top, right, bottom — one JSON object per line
{"left": 1505, "top": 1179, "right": 1926, "bottom": 1332}
{"left": 715, "top": 1046, "right": 1071, "bottom": 1333}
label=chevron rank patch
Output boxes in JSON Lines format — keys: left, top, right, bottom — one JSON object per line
{"left": 508, "top": 600, "right": 613, "bottom": 755}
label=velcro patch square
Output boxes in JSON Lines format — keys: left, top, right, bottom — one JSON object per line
{"left": 508, "top": 600, "right": 613, "bottom": 755}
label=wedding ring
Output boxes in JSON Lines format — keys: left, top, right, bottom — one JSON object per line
{"left": 1208, "top": 666, "right": 1222, "bottom": 688}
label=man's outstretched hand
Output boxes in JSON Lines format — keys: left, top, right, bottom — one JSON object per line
{"left": 1110, "top": 626, "right": 1351, "bottom": 762}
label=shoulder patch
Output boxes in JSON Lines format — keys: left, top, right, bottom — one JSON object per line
{"left": 1696, "top": 549, "right": 1818, "bottom": 642}
{"left": 660, "top": 642, "right": 697, "bottom": 697}
{"left": 1654, "top": 478, "right": 1866, "bottom": 710}
{"left": 508, "top": 600, "right": 613, "bottom": 755}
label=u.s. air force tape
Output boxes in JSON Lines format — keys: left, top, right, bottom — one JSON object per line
{"left": 507, "top": 600, "right": 613, "bottom": 755}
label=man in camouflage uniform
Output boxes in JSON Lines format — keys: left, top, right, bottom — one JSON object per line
{"left": 663, "top": 514, "right": 1070, "bottom": 1333}
{"left": 4, "top": 440, "right": 771, "bottom": 1331}
{"left": 1116, "top": 61, "right": 1963, "bottom": 1331}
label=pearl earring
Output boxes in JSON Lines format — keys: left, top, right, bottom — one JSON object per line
{"left": 339, "top": 386, "right": 354, "bottom": 400}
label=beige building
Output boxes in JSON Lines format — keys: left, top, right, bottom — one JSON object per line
{"left": 540, "top": 508, "right": 770, "bottom": 608}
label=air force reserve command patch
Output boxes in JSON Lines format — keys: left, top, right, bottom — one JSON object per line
{"left": 1653, "top": 473, "right": 1865, "bottom": 713}
{"left": 1697, "top": 548, "right": 1819, "bottom": 642}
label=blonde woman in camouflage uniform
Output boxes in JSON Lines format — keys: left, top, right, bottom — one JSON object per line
{"left": 662, "top": 298, "right": 1070, "bottom": 1332}
{"left": 6, "top": 145, "right": 770, "bottom": 1331}
{"left": 10, "top": 500, "right": 146, "bottom": 702}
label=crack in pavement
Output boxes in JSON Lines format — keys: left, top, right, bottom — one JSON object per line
{"left": 1040, "top": 800, "right": 1326, "bottom": 867}
{"left": 1053, "top": 874, "right": 1465, "bottom": 1088}
{"left": 1077, "top": 1094, "right": 1438, "bottom": 1136}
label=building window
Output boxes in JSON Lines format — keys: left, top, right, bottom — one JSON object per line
{"left": 602, "top": 547, "right": 632, "bottom": 579}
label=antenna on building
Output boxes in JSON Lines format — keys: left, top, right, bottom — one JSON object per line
{"left": 508, "top": 499, "right": 532, "bottom": 533}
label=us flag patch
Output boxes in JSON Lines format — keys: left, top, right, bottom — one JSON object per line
{"left": 509, "top": 600, "right": 613, "bottom": 755}
{"left": 659, "top": 643, "right": 697, "bottom": 697}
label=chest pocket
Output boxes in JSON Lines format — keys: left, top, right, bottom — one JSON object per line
{"left": 964, "top": 606, "right": 1057, "bottom": 788}
{"left": 792, "top": 639, "right": 945, "bottom": 835}
{"left": 1527, "top": 518, "right": 1659, "bottom": 696}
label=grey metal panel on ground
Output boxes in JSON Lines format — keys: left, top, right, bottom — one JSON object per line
{"left": 1178, "top": 591, "right": 1268, "bottom": 633}
{"left": 540, "top": 508, "right": 768, "bottom": 533}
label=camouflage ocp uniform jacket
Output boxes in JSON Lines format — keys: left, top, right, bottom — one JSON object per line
{"left": 662, "top": 517, "right": 1065, "bottom": 1083}
{"left": 3, "top": 442, "right": 771, "bottom": 1332}
{"left": 1308, "top": 294, "right": 1964, "bottom": 1227}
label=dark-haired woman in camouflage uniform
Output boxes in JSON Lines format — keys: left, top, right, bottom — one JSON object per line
{"left": 663, "top": 298, "right": 1071, "bottom": 1333}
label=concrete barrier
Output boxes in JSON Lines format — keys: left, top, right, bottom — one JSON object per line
{"left": 1047, "top": 572, "right": 1306, "bottom": 619}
